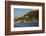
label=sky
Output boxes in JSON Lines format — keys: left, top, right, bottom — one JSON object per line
{"left": 14, "top": 8, "right": 32, "bottom": 17}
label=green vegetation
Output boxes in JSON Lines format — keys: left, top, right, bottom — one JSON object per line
{"left": 14, "top": 10, "right": 39, "bottom": 22}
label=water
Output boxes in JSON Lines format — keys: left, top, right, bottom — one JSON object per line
{"left": 14, "top": 22, "right": 39, "bottom": 27}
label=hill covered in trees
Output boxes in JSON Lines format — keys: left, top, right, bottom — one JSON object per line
{"left": 14, "top": 10, "right": 39, "bottom": 23}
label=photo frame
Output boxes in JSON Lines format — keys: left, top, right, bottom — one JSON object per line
{"left": 5, "top": 1, "right": 45, "bottom": 35}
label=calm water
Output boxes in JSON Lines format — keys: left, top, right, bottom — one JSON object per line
{"left": 14, "top": 22, "right": 39, "bottom": 27}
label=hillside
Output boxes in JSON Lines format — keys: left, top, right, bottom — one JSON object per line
{"left": 14, "top": 10, "right": 39, "bottom": 22}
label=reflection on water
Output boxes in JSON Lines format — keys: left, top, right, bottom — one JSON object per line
{"left": 14, "top": 22, "right": 39, "bottom": 27}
